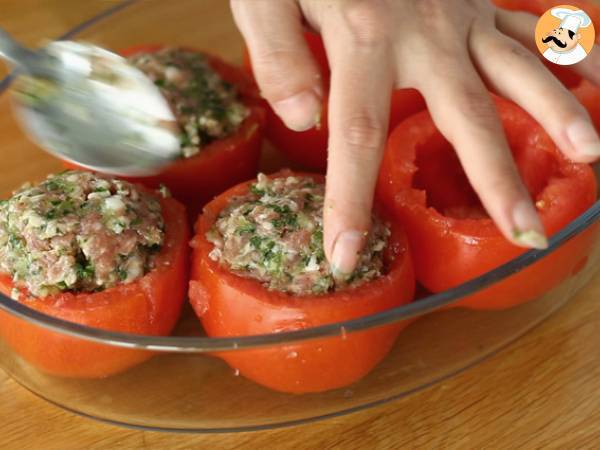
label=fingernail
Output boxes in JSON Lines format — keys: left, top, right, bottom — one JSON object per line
{"left": 272, "top": 90, "right": 322, "bottom": 132}
{"left": 512, "top": 201, "right": 548, "bottom": 249}
{"left": 512, "top": 229, "right": 549, "bottom": 250}
{"left": 331, "top": 230, "right": 365, "bottom": 281}
{"left": 566, "top": 120, "right": 600, "bottom": 157}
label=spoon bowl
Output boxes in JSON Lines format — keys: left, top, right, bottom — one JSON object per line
{"left": 1, "top": 35, "right": 180, "bottom": 175}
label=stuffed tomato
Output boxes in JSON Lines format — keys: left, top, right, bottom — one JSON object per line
{"left": 243, "top": 32, "right": 426, "bottom": 172}
{"left": 66, "top": 46, "right": 266, "bottom": 222}
{"left": 492, "top": 0, "right": 600, "bottom": 128}
{"left": 0, "top": 171, "right": 189, "bottom": 378}
{"left": 377, "top": 97, "right": 597, "bottom": 310}
{"left": 189, "top": 171, "right": 415, "bottom": 393}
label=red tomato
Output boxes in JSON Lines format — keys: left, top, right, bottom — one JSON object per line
{"left": 242, "top": 33, "right": 426, "bottom": 172}
{"left": 0, "top": 194, "right": 189, "bottom": 378}
{"left": 67, "top": 45, "right": 266, "bottom": 223}
{"left": 377, "top": 97, "right": 597, "bottom": 310}
{"left": 492, "top": 0, "right": 600, "bottom": 128}
{"left": 188, "top": 171, "right": 415, "bottom": 393}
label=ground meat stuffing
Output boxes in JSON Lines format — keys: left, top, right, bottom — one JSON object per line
{"left": 207, "top": 174, "right": 390, "bottom": 296}
{"left": 128, "top": 47, "right": 249, "bottom": 158}
{"left": 0, "top": 171, "right": 165, "bottom": 298}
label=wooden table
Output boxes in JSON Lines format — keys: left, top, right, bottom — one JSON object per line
{"left": 0, "top": 1, "right": 599, "bottom": 448}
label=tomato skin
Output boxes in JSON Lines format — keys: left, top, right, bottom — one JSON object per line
{"left": 66, "top": 45, "right": 266, "bottom": 223}
{"left": 242, "top": 33, "right": 426, "bottom": 173}
{"left": 377, "top": 97, "right": 597, "bottom": 310}
{"left": 189, "top": 171, "right": 415, "bottom": 393}
{"left": 0, "top": 195, "right": 189, "bottom": 378}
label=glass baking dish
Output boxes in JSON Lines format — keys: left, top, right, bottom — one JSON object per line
{"left": 0, "top": 0, "right": 598, "bottom": 433}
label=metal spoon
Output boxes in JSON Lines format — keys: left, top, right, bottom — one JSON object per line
{"left": 0, "top": 28, "right": 181, "bottom": 176}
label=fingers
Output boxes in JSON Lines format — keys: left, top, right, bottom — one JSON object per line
{"left": 575, "top": 44, "right": 600, "bottom": 85}
{"left": 319, "top": 9, "right": 394, "bottom": 279}
{"left": 495, "top": 8, "right": 600, "bottom": 85}
{"left": 416, "top": 57, "right": 547, "bottom": 249}
{"left": 230, "top": 0, "right": 323, "bottom": 131}
{"left": 471, "top": 27, "right": 600, "bottom": 163}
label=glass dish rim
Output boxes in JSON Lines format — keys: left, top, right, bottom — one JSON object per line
{"left": 0, "top": 0, "right": 598, "bottom": 353}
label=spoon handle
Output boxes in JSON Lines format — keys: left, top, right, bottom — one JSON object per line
{"left": 0, "top": 27, "right": 41, "bottom": 72}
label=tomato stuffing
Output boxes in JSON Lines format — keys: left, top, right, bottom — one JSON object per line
{"left": 189, "top": 171, "right": 415, "bottom": 393}
{"left": 0, "top": 178, "right": 189, "bottom": 378}
{"left": 66, "top": 45, "right": 266, "bottom": 223}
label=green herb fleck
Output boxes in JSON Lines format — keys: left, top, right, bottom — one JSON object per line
{"left": 237, "top": 222, "right": 256, "bottom": 234}
{"left": 272, "top": 212, "right": 298, "bottom": 229}
{"left": 180, "top": 132, "right": 192, "bottom": 147}
{"left": 76, "top": 262, "right": 95, "bottom": 280}
{"left": 250, "top": 185, "right": 265, "bottom": 197}
{"left": 250, "top": 235, "right": 264, "bottom": 249}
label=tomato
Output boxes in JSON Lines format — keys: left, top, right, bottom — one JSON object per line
{"left": 66, "top": 45, "right": 266, "bottom": 223}
{"left": 0, "top": 194, "right": 189, "bottom": 378}
{"left": 188, "top": 171, "right": 415, "bottom": 393}
{"left": 492, "top": 0, "right": 600, "bottom": 128}
{"left": 242, "top": 32, "right": 426, "bottom": 172}
{"left": 377, "top": 97, "right": 597, "bottom": 310}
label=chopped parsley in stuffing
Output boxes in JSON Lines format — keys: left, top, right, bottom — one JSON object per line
{"left": 207, "top": 174, "right": 390, "bottom": 296}
{"left": 0, "top": 171, "right": 164, "bottom": 298}
{"left": 128, "top": 47, "right": 249, "bottom": 158}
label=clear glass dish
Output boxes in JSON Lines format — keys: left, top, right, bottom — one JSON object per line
{"left": 0, "top": 0, "right": 599, "bottom": 433}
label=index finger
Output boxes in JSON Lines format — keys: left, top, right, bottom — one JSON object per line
{"left": 320, "top": 10, "right": 394, "bottom": 278}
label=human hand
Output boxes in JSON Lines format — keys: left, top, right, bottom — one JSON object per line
{"left": 231, "top": 0, "right": 600, "bottom": 278}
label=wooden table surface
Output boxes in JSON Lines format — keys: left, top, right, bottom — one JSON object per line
{"left": 1, "top": 1, "right": 600, "bottom": 448}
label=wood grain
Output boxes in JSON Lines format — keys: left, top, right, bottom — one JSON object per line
{"left": 0, "top": 0, "right": 117, "bottom": 79}
{"left": 0, "top": 1, "right": 599, "bottom": 449}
